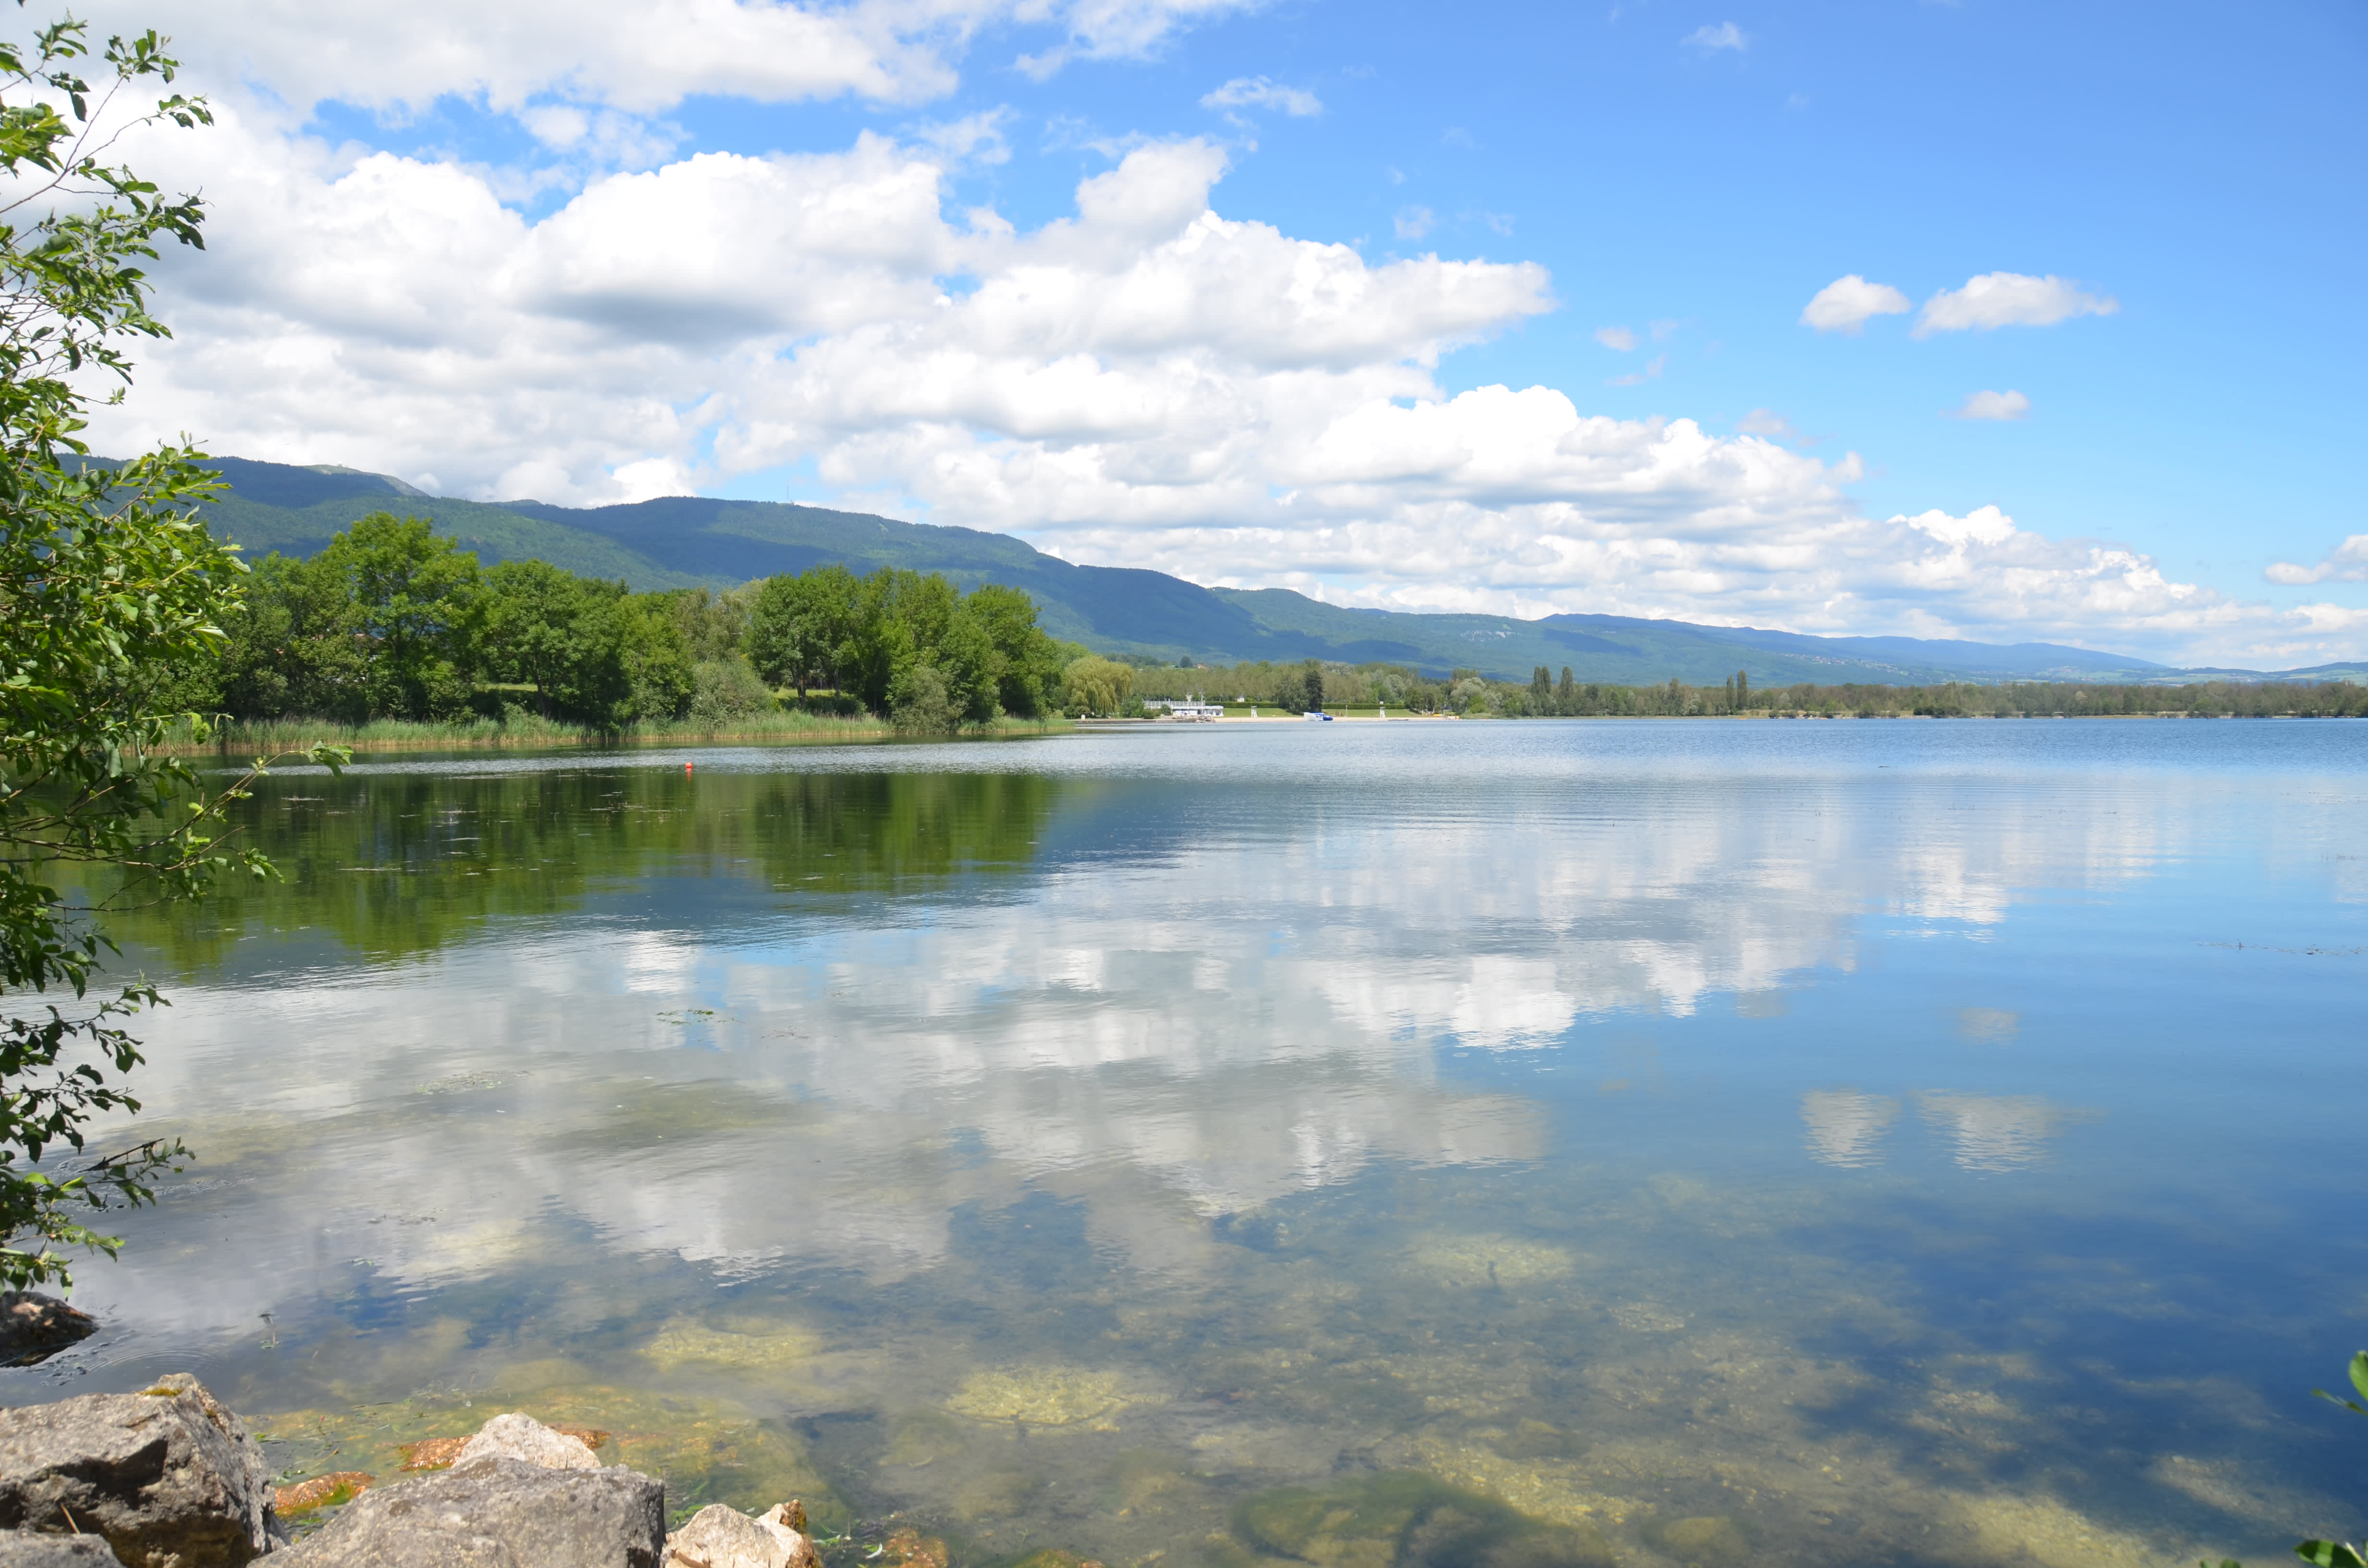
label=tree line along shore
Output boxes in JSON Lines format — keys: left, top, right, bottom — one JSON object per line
{"left": 154, "top": 514, "right": 2366, "bottom": 753}
{"left": 1125, "top": 662, "right": 2368, "bottom": 720}
{"left": 159, "top": 512, "right": 1079, "bottom": 742}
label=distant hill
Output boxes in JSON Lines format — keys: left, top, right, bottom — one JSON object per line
{"left": 142, "top": 456, "right": 2360, "bottom": 686}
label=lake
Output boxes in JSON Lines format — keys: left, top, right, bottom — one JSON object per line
{"left": 16, "top": 719, "right": 2367, "bottom": 1568}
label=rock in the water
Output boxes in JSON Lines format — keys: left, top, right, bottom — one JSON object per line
{"left": 0, "top": 1535, "right": 120, "bottom": 1566}
{"left": 0, "top": 1295, "right": 96, "bottom": 1369}
{"left": 454, "top": 1414, "right": 598, "bottom": 1472}
{"left": 661, "top": 1502, "right": 819, "bottom": 1568}
{"left": 0, "top": 1373, "right": 284, "bottom": 1567}
{"left": 277, "top": 1455, "right": 664, "bottom": 1568}
{"left": 269, "top": 1473, "right": 373, "bottom": 1519}
{"left": 400, "top": 1420, "right": 603, "bottom": 1475}
{"left": 874, "top": 1528, "right": 947, "bottom": 1568}
{"left": 394, "top": 1439, "right": 466, "bottom": 1474}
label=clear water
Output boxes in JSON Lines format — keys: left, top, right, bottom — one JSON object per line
{"left": 15, "top": 720, "right": 2367, "bottom": 1568}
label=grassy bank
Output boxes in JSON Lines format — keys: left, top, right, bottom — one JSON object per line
{"left": 159, "top": 710, "right": 1073, "bottom": 756}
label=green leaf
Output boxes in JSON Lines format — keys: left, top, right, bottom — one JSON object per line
{"left": 2309, "top": 1351, "right": 2368, "bottom": 1418}
{"left": 2295, "top": 1544, "right": 2368, "bottom": 1568}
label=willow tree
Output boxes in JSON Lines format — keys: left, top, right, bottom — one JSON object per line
{"left": 0, "top": 12, "right": 338, "bottom": 1288}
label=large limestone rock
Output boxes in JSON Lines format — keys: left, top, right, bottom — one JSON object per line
{"left": 662, "top": 1503, "right": 819, "bottom": 1568}
{"left": 452, "top": 1415, "right": 598, "bottom": 1472}
{"left": 0, "top": 1535, "right": 120, "bottom": 1565}
{"left": 0, "top": 1373, "right": 284, "bottom": 1567}
{"left": 277, "top": 1456, "right": 664, "bottom": 1568}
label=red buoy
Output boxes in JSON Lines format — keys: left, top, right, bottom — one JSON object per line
{"left": 684, "top": 761, "right": 693, "bottom": 773}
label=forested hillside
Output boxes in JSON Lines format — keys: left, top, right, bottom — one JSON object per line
{"left": 138, "top": 456, "right": 2368, "bottom": 686}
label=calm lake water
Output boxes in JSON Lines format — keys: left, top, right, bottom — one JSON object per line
{"left": 16, "top": 720, "right": 2368, "bottom": 1568}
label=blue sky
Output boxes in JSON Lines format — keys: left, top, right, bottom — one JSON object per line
{"left": 80, "top": 0, "right": 2368, "bottom": 663}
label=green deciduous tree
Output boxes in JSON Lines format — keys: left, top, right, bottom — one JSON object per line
{"left": 215, "top": 553, "right": 370, "bottom": 722}
{"left": 876, "top": 570, "right": 998, "bottom": 728}
{"left": 472, "top": 558, "right": 626, "bottom": 723}
{"left": 687, "top": 650, "right": 774, "bottom": 725}
{"left": 1, "top": 10, "right": 341, "bottom": 1287}
{"left": 667, "top": 585, "right": 750, "bottom": 663}
{"left": 1061, "top": 656, "right": 1134, "bottom": 717}
{"left": 313, "top": 513, "right": 480, "bottom": 719}
{"left": 619, "top": 593, "right": 697, "bottom": 723}
{"left": 966, "top": 581, "right": 1067, "bottom": 719}
{"left": 748, "top": 564, "right": 861, "bottom": 697}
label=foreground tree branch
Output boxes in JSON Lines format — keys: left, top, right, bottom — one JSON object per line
{"left": 0, "top": 3, "right": 343, "bottom": 1289}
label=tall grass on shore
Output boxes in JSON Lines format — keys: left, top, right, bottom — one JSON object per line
{"left": 157, "top": 710, "right": 1071, "bottom": 756}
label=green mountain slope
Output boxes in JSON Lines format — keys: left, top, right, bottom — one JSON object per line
{"left": 153, "top": 456, "right": 2353, "bottom": 686}
{"left": 190, "top": 459, "right": 708, "bottom": 588}
{"left": 1207, "top": 591, "right": 2174, "bottom": 684}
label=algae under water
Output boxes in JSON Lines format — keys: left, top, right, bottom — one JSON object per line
{"left": 14, "top": 720, "right": 2367, "bottom": 1568}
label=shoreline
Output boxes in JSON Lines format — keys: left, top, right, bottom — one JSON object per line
{"left": 1083, "top": 709, "right": 2319, "bottom": 724}
{"left": 152, "top": 715, "right": 1074, "bottom": 757}
{"left": 140, "top": 704, "right": 2360, "bottom": 757}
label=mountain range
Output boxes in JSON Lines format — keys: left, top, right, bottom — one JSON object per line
{"left": 166, "top": 456, "right": 2362, "bottom": 686}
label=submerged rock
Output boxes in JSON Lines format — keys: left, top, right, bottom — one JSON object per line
{"left": 660, "top": 1501, "right": 818, "bottom": 1568}
{"left": 0, "top": 1535, "right": 118, "bottom": 1565}
{"left": 0, "top": 1373, "right": 285, "bottom": 1567}
{"left": 394, "top": 1439, "right": 467, "bottom": 1474}
{"left": 0, "top": 1296, "right": 96, "bottom": 1369}
{"left": 277, "top": 1455, "right": 664, "bottom": 1568}
{"left": 259, "top": 1382, "right": 839, "bottom": 1528}
{"left": 454, "top": 1412, "right": 600, "bottom": 1471}
{"left": 944, "top": 1365, "right": 1159, "bottom": 1429}
{"left": 1639, "top": 1514, "right": 1751, "bottom": 1564}
{"left": 639, "top": 1321, "right": 820, "bottom": 1374}
{"left": 1233, "top": 1471, "right": 1613, "bottom": 1568}
{"left": 874, "top": 1528, "right": 947, "bottom": 1568}
{"left": 270, "top": 1473, "right": 373, "bottom": 1519}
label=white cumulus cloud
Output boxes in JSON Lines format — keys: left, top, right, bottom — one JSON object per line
{"left": 1394, "top": 205, "right": 1436, "bottom": 240}
{"left": 1800, "top": 274, "right": 1912, "bottom": 334}
{"left": 64, "top": 27, "right": 2366, "bottom": 672}
{"left": 77, "top": 0, "right": 1258, "bottom": 116}
{"left": 906, "top": 109, "right": 1015, "bottom": 166}
{"left": 1013, "top": 0, "right": 1260, "bottom": 79}
{"left": 1683, "top": 21, "right": 1747, "bottom": 49}
{"left": 2266, "top": 536, "right": 2368, "bottom": 587}
{"left": 1948, "top": 389, "right": 2030, "bottom": 421}
{"left": 1200, "top": 75, "right": 1322, "bottom": 116}
{"left": 1914, "top": 271, "right": 2118, "bottom": 336}
{"left": 1594, "top": 325, "right": 1637, "bottom": 351}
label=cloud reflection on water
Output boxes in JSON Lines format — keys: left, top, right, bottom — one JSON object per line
{"left": 1918, "top": 1091, "right": 2078, "bottom": 1172}
{"left": 1800, "top": 1090, "right": 1901, "bottom": 1168}
{"left": 76, "top": 737, "right": 2215, "bottom": 1335}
